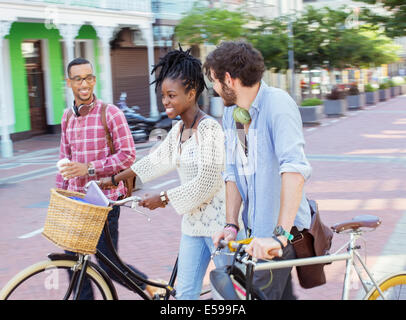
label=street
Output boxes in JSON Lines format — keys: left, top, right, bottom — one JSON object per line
{"left": 1, "top": 95, "right": 406, "bottom": 300}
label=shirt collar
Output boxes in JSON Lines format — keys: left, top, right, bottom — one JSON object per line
{"left": 250, "top": 80, "right": 267, "bottom": 112}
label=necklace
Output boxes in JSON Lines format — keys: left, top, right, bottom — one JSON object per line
{"left": 178, "top": 110, "right": 200, "bottom": 153}
{"left": 180, "top": 110, "right": 200, "bottom": 142}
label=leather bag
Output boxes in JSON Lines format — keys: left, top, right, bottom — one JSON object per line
{"left": 290, "top": 199, "right": 333, "bottom": 289}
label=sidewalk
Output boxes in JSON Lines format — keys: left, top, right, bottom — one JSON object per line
{"left": 1, "top": 94, "right": 405, "bottom": 300}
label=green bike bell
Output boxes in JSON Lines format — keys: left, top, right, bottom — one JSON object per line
{"left": 233, "top": 106, "right": 251, "bottom": 124}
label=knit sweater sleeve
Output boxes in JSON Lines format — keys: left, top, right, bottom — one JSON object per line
{"left": 130, "top": 122, "right": 179, "bottom": 183}
{"left": 166, "top": 119, "right": 225, "bottom": 215}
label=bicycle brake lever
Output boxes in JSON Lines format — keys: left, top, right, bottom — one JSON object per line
{"left": 131, "top": 200, "right": 153, "bottom": 222}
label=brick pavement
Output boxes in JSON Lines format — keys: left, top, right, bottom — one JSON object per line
{"left": 0, "top": 94, "right": 405, "bottom": 300}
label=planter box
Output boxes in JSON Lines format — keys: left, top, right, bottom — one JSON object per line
{"left": 390, "top": 86, "right": 401, "bottom": 97}
{"left": 366, "top": 91, "right": 379, "bottom": 105}
{"left": 400, "top": 84, "right": 406, "bottom": 95}
{"left": 299, "top": 105, "right": 324, "bottom": 124}
{"left": 323, "top": 99, "right": 348, "bottom": 116}
{"left": 379, "top": 88, "right": 391, "bottom": 101}
{"left": 347, "top": 93, "right": 366, "bottom": 110}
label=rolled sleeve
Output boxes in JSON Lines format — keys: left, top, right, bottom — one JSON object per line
{"left": 222, "top": 112, "right": 237, "bottom": 183}
{"left": 271, "top": 94, "right": 312, "bottom": 181}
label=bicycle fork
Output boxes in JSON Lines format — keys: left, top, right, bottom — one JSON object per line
{"left": 64, "top": 254, "right": 90, "bottom": 300}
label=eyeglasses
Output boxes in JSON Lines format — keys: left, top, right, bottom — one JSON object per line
{"left": 69, "top": 75, "right": 96, "bottom": 85}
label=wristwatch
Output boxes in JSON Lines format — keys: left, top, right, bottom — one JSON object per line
{"left": 273, "top": 225, "right": 293, "bottom": 241}
{"left": 87, "top": 163, "right": 95, "bottom": 177}
{"left": 160, "top": 191, "right": 168, "bottom": 205}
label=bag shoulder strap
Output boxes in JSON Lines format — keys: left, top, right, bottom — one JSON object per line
{"left": 100, "top": 103, "right": 115, "bottom": 155}
{"left": 65, "top": 108, "right": 73, "bottom": 132}
{"left": 235, "top": 121, "right": 248, "bottom": 156}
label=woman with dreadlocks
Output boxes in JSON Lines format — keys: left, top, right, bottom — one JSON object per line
{"left": 99, "top": 46, "right": 235, "bottom": 299}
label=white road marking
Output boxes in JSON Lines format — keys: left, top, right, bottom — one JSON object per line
{"left": 18, "top": 228, "right": 44, "bottom": 239}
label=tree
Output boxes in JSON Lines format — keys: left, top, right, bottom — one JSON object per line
{"left": 354, "top": 0, "right": 406, "bottom": 38}
{"left": 246, "top": 17, "right": 289, "bottom": 72}
{"left": 174, "top": 6, "right": 250, "bottom": 46}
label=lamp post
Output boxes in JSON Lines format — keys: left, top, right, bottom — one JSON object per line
{"left": 249, "top": 1, "right": 297, "bottom": 101}
{"left": 288, "top": 16, "right": 295, "bottom": 101}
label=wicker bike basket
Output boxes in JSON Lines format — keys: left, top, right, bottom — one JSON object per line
{"left": 42, "top": 188, "right": 112, "bottom": 255}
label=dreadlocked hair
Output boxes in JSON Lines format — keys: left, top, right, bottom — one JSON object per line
{"left": 151, "top": 44, "right": 207, "bottom": 102}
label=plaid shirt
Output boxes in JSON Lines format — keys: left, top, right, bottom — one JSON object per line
{"left": 56, "top": 99, "right": 136, "bottom": 200}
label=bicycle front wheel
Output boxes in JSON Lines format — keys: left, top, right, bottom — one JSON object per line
{"left": 364, "top": 272, "right": 406, "bottom": 300}
{"left": 0, "top": 259, "right": 114, "bottom": 300}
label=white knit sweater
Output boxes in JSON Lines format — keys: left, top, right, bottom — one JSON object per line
{"left": 131, "top": 117, "right": 227, "bottom": 237}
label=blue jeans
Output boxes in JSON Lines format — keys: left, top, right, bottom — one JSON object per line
{"left": 66, "top": 205, "right": 148, "bottom": 300}
{"left": 175, "top": 233, "right": 230, "bottom": 300}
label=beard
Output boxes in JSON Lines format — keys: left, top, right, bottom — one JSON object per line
{"left": 220, "top": 83, "right": 237, "bottom": 107}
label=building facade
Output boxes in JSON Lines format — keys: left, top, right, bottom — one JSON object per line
{"left": 0, "top": 0, "right": 159, "bottom": 149}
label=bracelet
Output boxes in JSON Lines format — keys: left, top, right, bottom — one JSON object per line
{"left": 224, "top": 226, "right": 238, "bottom": 236}
{"left": 111, "top": 175, "right": 119, "bottom": 186}
{"left": 225, "top": 223, "right": 239, "bottom": 233}
{"left": 160, "top": 191, "right": 168, "bottom": 205}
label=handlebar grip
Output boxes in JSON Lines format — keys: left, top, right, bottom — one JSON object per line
{"left": 220, "top": 238, "right": 253, "bottom": 252}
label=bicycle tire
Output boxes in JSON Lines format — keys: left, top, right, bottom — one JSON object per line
{"left": 363, "top": 271, "right": 406, "bottom": 300}
{"left": 0, "top": 259, "right": 114, "bottom": 300}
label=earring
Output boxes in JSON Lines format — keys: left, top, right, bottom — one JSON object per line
{"left": 233, "top": 107, "right": 251, "bottom": 124}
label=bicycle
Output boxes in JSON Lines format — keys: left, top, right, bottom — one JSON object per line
{"left": 0, "top": 185, "right": 197, "bottom": 300}
{"left": 210, "top": 215, "right": 406, "bottom": 300}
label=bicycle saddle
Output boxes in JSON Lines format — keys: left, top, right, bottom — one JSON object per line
{"left": 331, "top": 215, "right": 382, "bottom": 233}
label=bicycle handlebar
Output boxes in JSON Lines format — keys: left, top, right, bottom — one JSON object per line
{"left": 109, "top": 195, "right": 142, "bottom": 207}
{"left": 84, "top": 181, "right": 142, "bottom": 207}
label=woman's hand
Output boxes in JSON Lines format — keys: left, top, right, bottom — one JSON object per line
{"left": 98, "top": 177, "right": 115, "bottom": 189}
{"left": 138, "top": 193, "right": 166, "bottom": 210}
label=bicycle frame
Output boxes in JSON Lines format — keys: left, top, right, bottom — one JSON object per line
{"left": 252, "top": 231, "right": 387, "bottom": 300}
{"left": 67, "top": 220, "right": 177, "bottom": 300}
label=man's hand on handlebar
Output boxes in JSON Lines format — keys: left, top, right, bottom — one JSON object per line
{"left": 245, "top": 237, "right": 283, "bottom": 260}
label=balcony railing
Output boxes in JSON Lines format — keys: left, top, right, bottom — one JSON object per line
{"left": 25, "top": 0, "right": 151, "bottom": 13}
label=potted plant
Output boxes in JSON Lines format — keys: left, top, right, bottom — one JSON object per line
{"left": 365, "top": 84, "right": 379, "bottom": 105}
{"left": 388, "top": 79, "right": 400, "bottom": 97}
{"left": 323, "top": 87, "right": 348, "bottom": 116}
{"left": 379, "top": 82, "right": 391, "bottom": 101}
{"left": 299, "top": 98, "right": 324, "bottom": 124}
{"left": 391, "top": 76, "right": 405, "bottom": 95}
{"left": 346, "top": 84, "right": 365, "bottom": 109}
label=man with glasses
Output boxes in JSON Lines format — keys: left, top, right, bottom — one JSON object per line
{"left": 56, "top": 58, "right": 155, "bottom": 299}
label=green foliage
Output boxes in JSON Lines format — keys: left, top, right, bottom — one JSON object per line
{"left": 174, "top": 6, "right": 250, "bottom": 45}
{"left": 354, "top": 0, "right": 406, "bottom": 37}
{"left": 301, "top": 98, "right": 323, "bottom": 107}
{"left": 388, "top": 79, "right": 396, "bottom": 87}
{"left": 247, "top": 17, "right": 289, "bottom": 71}
{"left": 379, "top": 82, "right": 390, "bottom": 89}
{"left": 174, "top": 4, "right": 401, "bottom": 74}
{"left": 365, "top": 84, "right": 377, "bottom": 92}
{"left": 391, "top": 76, "right": 405, "bottom": 85}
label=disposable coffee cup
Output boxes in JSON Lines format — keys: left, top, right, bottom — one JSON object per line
{"left": 57, "top": 158, "right": 70, "bottom": 180}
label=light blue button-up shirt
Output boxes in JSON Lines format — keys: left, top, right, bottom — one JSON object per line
{"left": 222, "top": 81, "right": 312, "bottom": 238}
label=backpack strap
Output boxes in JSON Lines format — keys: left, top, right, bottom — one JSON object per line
{"left": 65, "top": 108, "right": 73, "bottom": 132}
{"left": 100, "top": 103, "right": 115, "bottom": 155}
